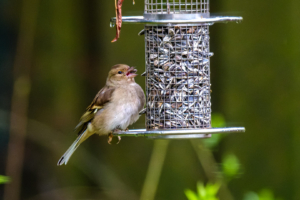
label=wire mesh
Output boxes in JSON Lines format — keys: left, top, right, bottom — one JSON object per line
{"left": 144, "top": 0, "right": 209, "bottom": 14}
{"left": 145, "top": 25, "right": 212, "bottom": 130}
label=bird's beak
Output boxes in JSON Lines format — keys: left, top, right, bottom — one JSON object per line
{"left": 126, "top": 67, "right": 138, "bottom": 78}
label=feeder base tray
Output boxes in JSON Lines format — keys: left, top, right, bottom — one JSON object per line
{"left": 112, "top": 127, "right": 245, "bottom": 139}
{"left": 110, "top": 16, "right": 243, "bottom": 25}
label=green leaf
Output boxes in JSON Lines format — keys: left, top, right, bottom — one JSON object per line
{"left": 205, "top": 182, "right": 220, "bottom": 197}
{"left": 258, "top": 189, "right": 274, "bottom": 200}
{"left": 203, "top": 114, "right": 226, "bottom": 149}
{"left": 211, "top": 114, "right": 226, "bottom": 128}
{"left": 0, "top": 175, "right": 10, "bottom": 184}
{"left": 243, "top": 192, "right": 260, "bottom": 200}
{"left": 243, "top": 189, "right": 283, "bottom": 200}
{"left": 185, "top": 189, "right": 199, "bottom": 200}
{"left": 197, "top": 182, "right": 206, "bottom": 198}
{"left": 222, "top": 154, "right": 240, "bottom": 179}
{"left": 203, "top": 134, "right": 223, "bottom": 149}
{"left": 185, "top": 182, "right": 220, "bottom": 200}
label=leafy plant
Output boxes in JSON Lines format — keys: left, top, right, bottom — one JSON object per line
{"left": 243, "top": 189, "right": 283, "bottom": 200}
{"left": 0, "top": 175, "right": 10, "bottom": 184}
{"left": 203, "top": 114, "right": 226, "bottom": 149}
{"left": 222, "top": 153, "right": 241, "bottom": 180}
{"left": 185, "top": 182, "right": 220, "bottom": 200}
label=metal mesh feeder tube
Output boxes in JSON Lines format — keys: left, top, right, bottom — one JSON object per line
{"left": 144, "top": 0, "right": 209, "bottom": 14}
{"left": 110, "top": 0, "right": 245, "bottom": 139}
{"left": 144, "top": 0, "right": 210, "bottom": 19}
{"left": 145, "top": 25, "right": 211, "bottom": 130}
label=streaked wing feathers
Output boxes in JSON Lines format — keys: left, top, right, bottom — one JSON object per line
{"left": 74, "top": 86, "right": 115, "bottom": 135}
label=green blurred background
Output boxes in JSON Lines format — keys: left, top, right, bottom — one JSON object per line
{"left": 1, "top": 0, "right": 300, "bottom": 199}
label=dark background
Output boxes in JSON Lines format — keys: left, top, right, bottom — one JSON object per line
{"left": 1, "top": 0, "right": 299, "bottom": 199}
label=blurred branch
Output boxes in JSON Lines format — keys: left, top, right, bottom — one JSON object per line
{"left": 140, "top": 140, "right": 169, "bottom": 200}
{"left": 190, "top": 140, "right": 234, "bottom": 200}
{"left": 4, "top": 0, "right": 39, "bottom": 200}
{"left": 23, "top": 115, "right": 139, "bottom": 200}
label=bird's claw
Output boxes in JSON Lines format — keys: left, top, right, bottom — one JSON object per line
{"left": 116, "top": 136, "right": 121, "bottom": 144}
{"left": 108, "top": 130, "right": 122, "bottom": 144}
{"left": 108, "top": 132, "right": 113, "bottom": 144}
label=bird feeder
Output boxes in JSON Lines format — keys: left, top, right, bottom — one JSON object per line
{"left": 110, "top": 0, "right": 245, "bottom": 139}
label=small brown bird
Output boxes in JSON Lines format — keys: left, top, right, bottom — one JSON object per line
{"left": 57, "top": 64, "right": 145, "bottom": 165}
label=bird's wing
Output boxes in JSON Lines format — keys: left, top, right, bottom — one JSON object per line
{"left": 74, "top": 86, "right": 115, "bottom": 135}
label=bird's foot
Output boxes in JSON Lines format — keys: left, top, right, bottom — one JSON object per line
{"left": 108, "top": 130, "right": 122, "bottom": 144}
{"left": 108, "top": 132, "right": 113, "bottom": 144}
{"left": 107, "top": 128, "right": 126, "bottom": 144}
{"left": 116, "top": 136, "right": 121, "bottom": 144}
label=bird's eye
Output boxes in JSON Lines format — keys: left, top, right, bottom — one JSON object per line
{"left": 118, "top": 71, "right": 122, "bottom": 74}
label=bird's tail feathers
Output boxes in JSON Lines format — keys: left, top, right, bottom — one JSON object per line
{"left": 57, "top": 129, "right": 91, "bottom": 166}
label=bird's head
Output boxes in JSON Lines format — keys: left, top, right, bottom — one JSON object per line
{"left": 107, "top": 64, "right": 138, "bottom": 86}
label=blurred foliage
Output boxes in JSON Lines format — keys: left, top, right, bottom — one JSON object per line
{"left": 0, "top": 175, "right": 10, "bottom": 184}
{"left": 0, "top": 0, "right": 300, "bottom": 199}
{"left": 222, "top": 153, "right": 241, "bottom": 180}
{"left": 243, "top": 189, "right": 283, "bottom": 200}
{"left": 202, "top": 114, "right": 226, "bottom": 149}
{"left": 185, "top": 182, "right": 220, "bottom": 200}
{"left": 211, "top": 114, "right": 226, "bottom": 128}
